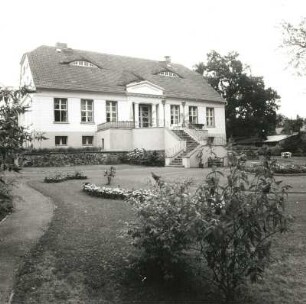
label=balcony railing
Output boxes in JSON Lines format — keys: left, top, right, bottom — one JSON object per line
{"left": 97, "top": 121, "right": 135, "bottom": 131}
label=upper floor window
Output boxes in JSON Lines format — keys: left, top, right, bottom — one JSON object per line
{"left": 206, "top": 107, "right": 215, "bottom": 127}
{"left": 189, "top": 106, "right": 198, "bottom": 124}
{"left": 70, "top": 61, "right": 97, "bottom": 68}
{"left": 54, "top": 98, "right": 68, "bottom": 122}
{"left": 81, "top": 99, "right": 94, "bottom": 123}
{"left": 106, "top": 101, "right": 117, "bottom": 122}
{"left": 158, "top": 71, "right": 179, "bottom": 78}
{"left": 170, "top": 105, "right": 180, "bottom": 125}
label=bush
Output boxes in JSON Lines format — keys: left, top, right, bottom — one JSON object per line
{"left": 0, "top": 177, "right": 13, "bottom": 221}
{"left": 44, "top": 171, "right": 87, "bottom": 183}
{"left": 125, "top": 149, "right": 164, "bottom": 166}
{"left": 269, "top": 145, "right": 282, "bottom": 156}
{"left": 23, "top": 152, "right": 124, "bottom": 167}
{"left": 196, "top": 160, "right": 290, "bottom": 301}
{"left": 232, "top": 146, "right": 259, "bottom": 160}
{"left": 126, "top": 180, "right": 204, "bottom": 279}
{"left": 125, "top": 154, "right": 291, "bottom": 301}
{"left": 0, "top": 198, "right": 13, "bottom": 221}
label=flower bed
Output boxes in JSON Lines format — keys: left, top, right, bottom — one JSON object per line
{"left": 44, "top": 171, "right": 87, "bottom": 183}
{"left": 273, "top": 163, "right": 306, "bottom": 174}
{"left": 243, "top": 161, "right": 306, "bottom": 175}
{"left": 82, "top": 183, "right": 155, "bottom": 200}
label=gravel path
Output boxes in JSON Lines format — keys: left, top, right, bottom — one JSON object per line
{"left": 0, "top": 179, "right": 54, "bottom": 303}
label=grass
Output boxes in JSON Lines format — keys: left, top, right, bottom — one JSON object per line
{"left": 12, "top": 165, "right": 306, "bottom": 303}
{"left": 248, "top": 194, "right": 306, "bottom": 304}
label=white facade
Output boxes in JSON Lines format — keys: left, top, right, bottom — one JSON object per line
{"left": 20, "top": 84, "right": 226, "bottom": 150}
{"left": 19, "top": 47, "right": 227, "bottom": 167}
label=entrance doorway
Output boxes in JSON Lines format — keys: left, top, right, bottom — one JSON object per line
{"left": 139, "top": 104, "right": 152, "bottom": 128}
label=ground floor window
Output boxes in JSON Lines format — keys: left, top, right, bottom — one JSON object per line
{"left": 55, "top": 136, "right": 67, "bottom": 146}
{"left": 82, "top": 136, "right": 94, "bottom": 146}
{"left": 189, "top": 106, "right": 198, "bottom": 124}
{"left": 170, "top": 105, "right": 180, "bottom": 125}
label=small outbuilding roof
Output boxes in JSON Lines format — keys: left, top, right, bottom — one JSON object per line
{"left": 264, "top": 133, "right": 298, "bottom": 143}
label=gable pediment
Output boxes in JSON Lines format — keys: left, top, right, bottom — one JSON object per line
{"left": 126, "top": 81, "right": 164, "bottom": 96}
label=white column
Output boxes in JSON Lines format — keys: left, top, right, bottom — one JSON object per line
{"left": 182, "top": 101, "right": 186, "bottom": 127}
{"left": 134, "top": 102, "right": 139, "bottom": 128}
{"left": 129, "top": 100, "right": 134, "bottom": 121}
{"left": 152, "top": 104, "right": 157, "bottom": 127}
{"left": 162, "top": 99, "right": 166, "bottom": 127}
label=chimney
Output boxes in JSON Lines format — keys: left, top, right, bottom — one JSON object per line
{"left": 164, "top": 56, "right": 171, "bottom": 64}
{"left": 55, "top": 42, "right": 68, "bottom": 49}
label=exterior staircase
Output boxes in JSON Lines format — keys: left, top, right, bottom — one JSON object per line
{"left": 168, "top": 130, "right": 200, "bottom": 167}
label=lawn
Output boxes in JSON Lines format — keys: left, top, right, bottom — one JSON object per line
{"left": 12, "top": 165, "right": 306, "bottom": 303}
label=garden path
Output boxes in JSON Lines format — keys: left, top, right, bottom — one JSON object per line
{"left": 0, "top": 178, "right": 54, "bottom": 303}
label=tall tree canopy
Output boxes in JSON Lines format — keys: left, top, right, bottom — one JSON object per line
{"left": 195, "top": 51, "right": 280, "bottom": 138}
{"left": 277, "top": 114, "right": 304, "bottom": 134}
{"left": 281, "top": 18, "right": 306, "bottom": 73}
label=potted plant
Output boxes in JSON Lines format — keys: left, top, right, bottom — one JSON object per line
{"left": 197, "top": 149, "right": 204, "bottom": 168}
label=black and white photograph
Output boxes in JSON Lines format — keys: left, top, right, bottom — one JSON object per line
{"left": 0, "top": 0, "right": 305, "bottom": 303}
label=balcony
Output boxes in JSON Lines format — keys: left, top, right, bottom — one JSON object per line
{"left": 97, "top": 121, "right": 135, "bottom": 131}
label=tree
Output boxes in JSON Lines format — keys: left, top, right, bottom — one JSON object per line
{"left": 0, "top": 86, "right": 31, "bottom": 219}
{"left": 195, "top": 51, "right": 280, "bottom": 138}
{"left": 0, "top": 86, "right": 31, "bottom": 172}
{"left": 31, "top": 131, "right": 48, "bottom": 149}
{"left": 281, "top": 115, "right": 304, "bottom": 134}
{"left": 281, "top": 18, "right": 306, "bottom": 73}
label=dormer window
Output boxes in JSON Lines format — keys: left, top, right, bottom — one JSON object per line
{"left": 70, "top": 60, "right": 97, "bottom": 68}
{"left": 158, "top": 71, "right": 179, "bottom": 78}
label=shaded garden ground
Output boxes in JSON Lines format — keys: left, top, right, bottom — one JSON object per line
{"left": 10, "top": 165, "right": 306, "bottom": 303}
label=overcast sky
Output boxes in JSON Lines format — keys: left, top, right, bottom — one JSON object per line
{"left": 1, "top": 0, "right": 305, "bottom": 118}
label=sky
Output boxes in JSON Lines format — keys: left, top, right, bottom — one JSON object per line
{"left": 1, "top": 0, "right": 305, "bottom": 118}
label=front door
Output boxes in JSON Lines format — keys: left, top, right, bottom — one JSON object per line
{"left": 139, "top": 104, "right": 152, "bottom": 128}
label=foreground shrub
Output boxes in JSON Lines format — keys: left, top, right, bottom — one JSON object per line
{"left": 125, "top": 153, "right": 291, "bottom": 301}
{"left": 196, "top": 159, "right": 290, "bottom": 301}
{"left": 44, "top": 171, "right": 87, "bottom": 183}
{"left": 126, "top": 180, "right": 207, "bottom": 278}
